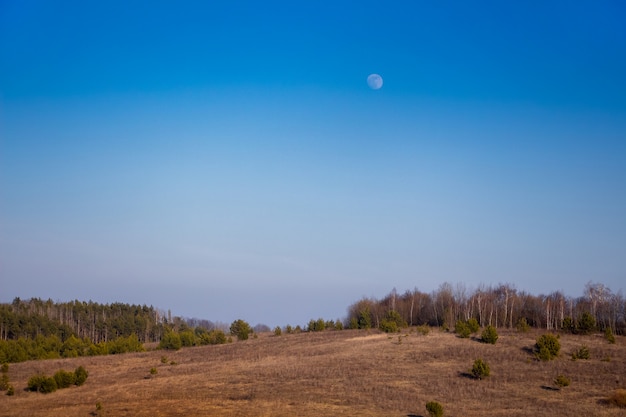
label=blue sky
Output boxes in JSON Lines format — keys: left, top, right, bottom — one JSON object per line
{"left": 1, "top": 1, "right": 625, "bottom": 327}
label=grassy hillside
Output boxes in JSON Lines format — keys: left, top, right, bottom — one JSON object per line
{"left": 1, "top": 328, "right": 624, "bottom": 416}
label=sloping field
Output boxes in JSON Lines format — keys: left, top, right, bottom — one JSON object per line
{"left": 1, "top": 328, "right": 624, "bottom": 416}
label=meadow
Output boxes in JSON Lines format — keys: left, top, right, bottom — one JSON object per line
{"left": 1, "top": 328, "right": 624, "bottom": 416}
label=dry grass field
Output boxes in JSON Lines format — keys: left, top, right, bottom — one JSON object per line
{"left": 1, "top": 328, "right": 625, "bottom": 416}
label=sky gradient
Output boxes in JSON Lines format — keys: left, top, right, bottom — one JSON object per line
{"left": 1, "top": 1, "right": 625, "bottom": 327}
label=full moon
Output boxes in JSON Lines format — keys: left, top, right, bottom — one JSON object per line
{"left": 367, "top": 73, "right": 383, "bottom": 90}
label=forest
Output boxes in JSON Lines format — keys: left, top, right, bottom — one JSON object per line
{"left": 0, "top": 281, "right": 624, "bottom": 364}
{"left": 345, "top": 281, "right": 624, "bottom": 334}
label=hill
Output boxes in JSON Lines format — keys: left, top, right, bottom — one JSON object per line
{"left": 1, "top": 328, "right": 625, "bottom": 416}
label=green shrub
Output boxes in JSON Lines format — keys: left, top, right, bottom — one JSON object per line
{"left": 380, "top": 319, "right": 399, "bottom": 333}
{"left": 349, "top": 318, "right": 359, "bottom": 329}
{"left": 160, "top": 356, "right": 168, "bottom": 364}
{"left": 159, "top": 332, "right": 182, "bottom": 350}
{"left": 60, "top": 335, "right": 87, "bottom": 358}
{"left": 470, "top": 358, "right": 490, "bottom": 380}
{"left": 561, "top": 316, "right": 575, "bottom": 333}
{"left": 149, "top": 367, "right": 157, "bottom": 375}
{"left": 285, "top": 324, "right": 294, "bottom": 334}
{"left": 454, "top": 320, "right": 471, "bottom": 338}
{"left": 210, "top": 329, "right": 227, "bottom": 344}
{"left": 516, "top": 318, "right": 530, "bottom": 333}
{"left": 308, "top": 319, "right": 325, "bottom": 332}
{"left": 273, "top": 326, "right": 282, "bottom": 336}
{"left": 425, "top": 400, "right": 444, "bottom": 417}
{"left": 334, "top": 320, "right": 344, "bottom": 330}
{"left": 107, "top": 334, "right": 145, "bottom": 354}
{"left": 179, "top": 330, "right": 197, "bottom": 347}
{"left": 384, "top": 310, "right": 407, "bottom": 329}
{"left": 27, "top": 374, "right": 46, "bottom": 392}
{"left": 607, "top": 389, "right": 626, "bottom": 408}
{"left": 357, "top": 308, "right": 372, "bottom": 330}
{"left": 554, "top": 374, "right": 570, "bottom": 388}
{"left": 481, "top": 325, "right": 498, "bottom": 344}
{"left": 6, "top": 384, "right": 14, "bottom": 396}
{"left": 576, "top": 311, "right": 596, "bottom": 334}
{"left": 27, "top": 374, "right": 57, "bottom": 393}
{"left": 230, "top": 319, "right": 252, "bottom": 341}
{"left": 605, "top": 327, "right": 616, "bottom": 344}
{"left": 572, "top": 345, "right": 590, "bottom": 360}
{"left": 467, "top": 318, "right": 480, "bottom": 333}
{"left": 53, "top": 369, "right": 76, "bottom": 388}
{"left": 74, "top": 366, "right": 89, "bottom": 386}
{"left": 535, "top": 334, "right": 560, "bottom": 361}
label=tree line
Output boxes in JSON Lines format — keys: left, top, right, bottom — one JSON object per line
{"left": 1, "top": 281, "right": 623, "bottom": 363}
{"left": 0, "top": 298, "right": 228, "bottom": 363}
{"left": 344, "top": 282, "right": 625, "bottom": 334}
{"left": 0, "top": 298, "right": 168, "bottom": 343}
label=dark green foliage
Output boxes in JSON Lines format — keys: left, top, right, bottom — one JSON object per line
{"left": 307, "top": 319, "right": 326, "bottom": 332}
{"left": 74, "top": 366, "right": 88, "bottom": 386}
{"left": 454, "top": 320, "right": 471, "bottom": 338}
{"left": 0, "top": 298, "right": 165, "bottom": 346}
{"left": 61, "top": 335, "right": 87, "bottom": 358}
{"left": 425, "top": 400, "right": 444, "bottom": 417}
{"left": 29, "top": 366, "right": 88, "bottom": 392}
{"left": 380, "top": 310, "right": 407, "bottom": 333}
{"left": 605, "top": 327, "right": 616, "bottom": 344}
{"left": 554, "top": 374, "right": 571, "bottom": 388}
{"left": 53, "top": 369, "right": 76, "bottom": 388}
{"left": 561, "top": 317, "right": 575, "bottom": 333}
{"left": 334, "top": 320, "right": 344, "bottom": 330}
{"left": 467, "top": 318, "right": 480, "bottom": 333}
{"left": 536, "top": 334, "right": 561, "bottom": 361}
{"left": 200, "top": 329, "right": 227, "bottom": 345}
{"left": 273, "top": 326, "right": 282, "bottom": 336}
{"left": 159, "top": 332, "right": 182, "bottom": 350}
{"left": 0, "top": 332, "right": 143, "bottom": 363}
{"left": 379, "top": 320, "right": 398, "bottom": 333}
{"left": 576, "top": 311, "right": 596, "bottom": 334}
{"left": 26, "top": 374, "right": 45, "bottom": 391}
{"left": 470, "top": 358, "right": 490, "bottom": 379}
{"left": 285, "top": 324, "right": 294, "bottom": 334}
{"left": 107, "top": 334, "right": 145, "bottom": 354}
{"left": 230, "top": 319, "right": 252, "bottom": 341}
{"left": 27, "top": 374, "right": 57, "bottom": 393}
{"left": 481, "top": 325, "right": 498, "bottom": 344}
{"left": 516, "top": 318, "right": 530, "bottom": 333}
{"left": 357, "top": 308, "right": 372, "bottom": 330}
{"left": 349, "top": 318, "right": 359, "bottom": 329}
{"left": 179, "top": 330, "right": 197, "bottom": 347}
{"left": 572, "top": 345, "right": 590, "bottom": 360}
{"left": 150, "top": 367, "right": 157, "bottom": 375}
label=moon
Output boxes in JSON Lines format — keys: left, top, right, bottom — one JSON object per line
{"left": 367, "top": 73, "right": 383, "bottom": 90}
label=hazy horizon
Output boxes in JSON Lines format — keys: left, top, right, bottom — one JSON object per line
{"left": 1, "top": 1, "right": 625, "bottom": 327}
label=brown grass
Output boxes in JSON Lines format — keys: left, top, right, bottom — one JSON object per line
{"left": 1, "top": 328, "right": 625, "bottom": 416}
